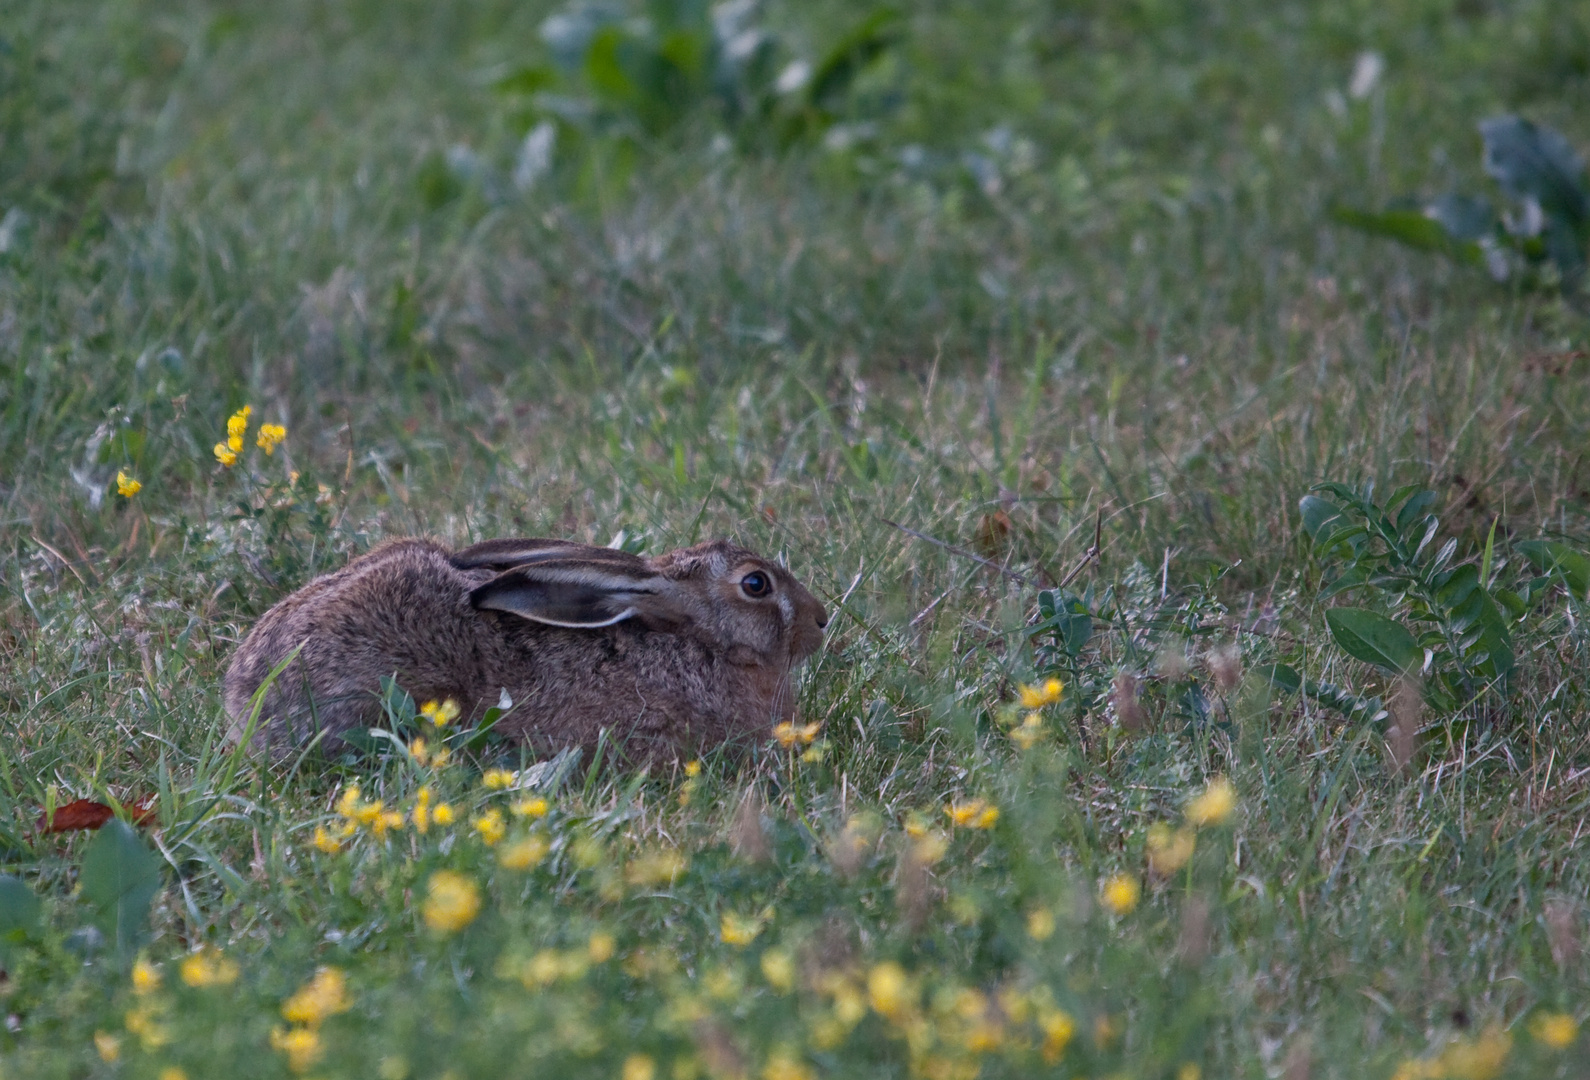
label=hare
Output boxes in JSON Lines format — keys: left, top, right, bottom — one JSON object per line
{"left": 223, "top": 537, "right": 829, "bottom": 758}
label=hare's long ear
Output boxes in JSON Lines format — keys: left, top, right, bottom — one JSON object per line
{"left": 451, "top": 538, "right": 594, "bottom": 571}
{"left": 469, "top": 560, "right": 679, "bottom": 629}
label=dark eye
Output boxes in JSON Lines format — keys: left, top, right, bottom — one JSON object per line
{"left": 740, "top": 571, "right": 772, "bottom": 598}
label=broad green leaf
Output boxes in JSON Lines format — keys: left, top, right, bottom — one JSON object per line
{"left": 1298, "top": 495, "right": 1345, "bottom": 540}
{"left": 1325, "top": 608, "right": 1422, "bottom": 674}
{"left": 808, "top": 9, "right": 901, "bottom": 110}
{"left": 1517, "top": 540, "right": 1590, "bottom": 597}
{"left": 1252, "top": 664, "right": 1301, "bottom": 694}
{"left": 79, "top": 820, "right": 162, "bottom": 957}
{"left": 1480, "top": 115, "right": 1589, "bottom": 234}
{"left": 1331, "top": 206, "right": 1484, "bottom": 265}
{"left": 0, "top": 875, "right": 41, "bottom": 948}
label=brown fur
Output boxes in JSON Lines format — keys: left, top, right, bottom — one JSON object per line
{"left": 223, "top": 537, "right": 828, "bottom": 758}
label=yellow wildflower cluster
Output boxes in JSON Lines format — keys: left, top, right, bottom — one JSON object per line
{"left": 678, "top": 759, "right": 702, "bottom": 806}
{"left": 407, "top": 736, "right": 452, "bottom": 769}
{"left": 625, "top": 846, "right": 689, "bottom": 888}
{"left": 116, "top": 470, "right": 142, "bottom": 498}
{"left": 1099, "top": 873, "right": 1141, "bottom": 916}
{"left": 1145, "top": 821, "right": 1197, "bottom": 878}
{"left": 481, "top": 767, "right": 515, "bottom": 790}
{"left": 1390, "top": 1027, "right": 1512, "bottom": 1080}
{"left": 1001, "top": 678, "right": 1064, "bottom": 750}
{"left": 420, "top": 698, "right": 461, "bottom": 727}
{"left": 807, "top": 960, "right": 1080, "bottom": 1076}
{"left": 270, "top": 967, "right": 351, "bottom": 1074}
{"left": 314, "top": 783, "right": 462, "bottom": 852}
{"left": 945, "top": 798, "right": 999, "bottom": 830}
{"left": 472, "top": 807, "right": 507, "bottom": 845}
{"left": 511, "top": 795, "right": 549, "bottom": 818}
{"left": 1185, "top": 777, "right": 1237, "bottom": 827}
{"left": 1530, "top": 1011, "right": 1580, "bottom": 1049}
{"left": 773, "top": 721, "right": 826, "bottom": 763}
{"left": 422, "top": 870, "right": 482, "bottom": 934}
{"left": 720, "top": 910, "right": 771, "bottom": 947}
{"left": 498, "top": 936, "right": 614, "bottom": 989}
{"left": 179, "top": 946, "right": 239, "bottom": 988}
{"left": 499, "top": 832, "right": 551, "bottom": 871}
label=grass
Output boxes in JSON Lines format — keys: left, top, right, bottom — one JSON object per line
{"left": 2, "top": 0, "right": 1590, "bottom": 1077}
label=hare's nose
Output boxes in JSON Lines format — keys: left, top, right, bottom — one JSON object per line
{"left": 814, "top": 608, "right": 829, "bottom": 629}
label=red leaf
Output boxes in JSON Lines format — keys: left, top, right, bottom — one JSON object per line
{"left": 40, "top": 798, "right": 157, "bottom": 833}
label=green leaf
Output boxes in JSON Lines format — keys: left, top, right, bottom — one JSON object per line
{"left": 1252, "top": 663, "right": 1301, "bottom": 694}
{"left": 1480, "top": 115, "right": 1589, "bottom": 236}
{"left": 1298, "top": 495, "right": 1345, "bottom": 540}
{"left": 1331, "top": 205, "right": 1484, "bottom": 264}
{"left": 1325, "top": 608, "right": 1422, "bottom": 674}
{"left": 0, "top": 875, "right": 42, "bottom": 952}
{"left": 493, "top": 64, "right": 557, "bottom": 96}
{"left": 1517, "top": 540, "right": 1590, "bottom": 597}
{"left": 808, "top": 9, "right": 901, "bottom": 111}
{"left": 79, "top": 820, "right": 162, "bottom": 957}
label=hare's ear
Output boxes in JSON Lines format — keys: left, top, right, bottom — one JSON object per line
{"left": 451, "top": 538, "right": 593, "bottom": 571}
{"left": 469, "top": 560, "right": 675, "bottom": 629}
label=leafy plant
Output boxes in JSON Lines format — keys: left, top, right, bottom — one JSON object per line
{"left": 77, "top": 820, "right": 162, "bottom": 958}
{"left": 493, "top": 0, "right": 902, "bottom": 172}
{"left": 1335, "top": 115, "right": 1590, "bottom": 294}
{"left": 1301, "top": 482, "right": 1587, "bottom": 716}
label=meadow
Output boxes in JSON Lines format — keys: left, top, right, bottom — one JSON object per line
{"left": 2, "top": 0, "right": 1590, "bottom": 1077}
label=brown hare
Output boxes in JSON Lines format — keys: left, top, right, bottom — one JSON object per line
{"left": 223, "top": 537, "right": 829, "bottom": 758}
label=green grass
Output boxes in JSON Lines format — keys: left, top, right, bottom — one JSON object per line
{"left": 2, "top": 0, "right": 1590, "bottom": 1077}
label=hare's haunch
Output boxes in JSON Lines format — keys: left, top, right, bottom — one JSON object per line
{"left": 223, "top": 538, "right": 829, "bottom": 757}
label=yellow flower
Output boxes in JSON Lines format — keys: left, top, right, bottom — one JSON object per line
{"left": 1186, "top": 778, "right": 1237, "bottom": 827}
{"left": 911, "top": 832, "right": 949, "bottom": 865}
{"left": 132, "top": 958, "right": 162, "bottom": 995}
{"left": 482, "top": 768, "right": 515, "bottom": 790}
{"left": 281, "top": 966, "right": 352, "bottom": 1027}
{"left": 419, "top": 699, "right": 461, "bottom": 727}
{"left": 159, "top": 1068, "right": 188, "bottom": 1080}
{"left": 256, "top": 423, "right": 287, "bottom": 455}
{"left": 945, "top": 798, "right": 998, "bottom": 829}
{"left": 1436, "top": 1027, "right": 1511, "bottom": 1079}
{"left": 498, "top": 833, "right": 550, "bottom": 872}
{"left": 422, "top": 870, "right": 481, "bottom": 934}
{"left": 1146, "top": 823, "right": 1196, "bottom": 876}
{"left": 625, "top": 847, "right": 688, "bottom": 888}
{"left": 1531, "top": 1011, "right": 1579, "bottom": 1049}
{"left": 412, "top": 788, "right": 432, "bottom": 834}
{"left": 588, "top": 930, "right": 616, "bottom": 963}
{"left": 472, "top": 808, "right": 506, "bottom": 845}
{"left": 1017, "top": 678, "right": 1064, "bottom": 709}
{"left": 93, "top": 1031, "right": 121, "bottom": 1063}
{"left": 270, "top": 1025, "right": 323, "bottom": 1073}
{"left": 180, "top": 946, "right": 239, "bottom": 988}
{"left": 1037, "top": 1006, "right": 1075, "bottom": 1063}
{"left": 720, "top": 912, "right": 763, "bottom": 947}
{"left": 772, "top": 722, "right": 799, "bottom": 747}
{"left": 213, "top": 441, "right": 238, "bottom": 467}
{"left": 1100, "top": 873, "right": 1141, "bottom": 916}
{"left": 124, "top": 1003, "right": 170, "bottom": 1049}
{"left": 760, "top": 948, "right": 795, "bottom": 993}
{"left": 312, "top": 825, "right": 343, "bottom": 853}
{"left": 684, "top": 759, "right": 702, "bottom": 778}
{"left": 1010, "top": 712, "right": 1045, "bottom": 750}
{"left": 1026, "top": 907, "right": 1056, "bottom": 941}
{"left": 227, "top": 407, "right": 250, "bottom": 443}
{"left": 409, "top": 737, "right": 432, "bottom": 766}
{"left": 866, "top": 961, "right": 913, "bottom": 1022}
{"left": 433, "top": 803, "right": 456, "bottom": 826}
{"left": 510, "top": 796, "right": 549, "bottom": 818}
{"left": 335, "top": 785, "right": 362, "bottom": 817}
{"left": 763, "top": 1052, "right": 817, "bottom": 1080}
{"left": 115, "top": 471, "right": 142, "bottom": 498}
{"left": 1178, "top": 1065, "right": 1202, "bottom": 1080}
{"left": 622, "top": 1054, "right": 657, "bottom": 1080}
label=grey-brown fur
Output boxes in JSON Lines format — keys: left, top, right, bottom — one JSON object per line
{"left": 223, "top": 537, "right": 828, "bottom": 758}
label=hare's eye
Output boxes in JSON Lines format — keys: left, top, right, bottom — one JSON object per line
{"left": 740, "top": 571, "right": 772, "bottom": 598}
